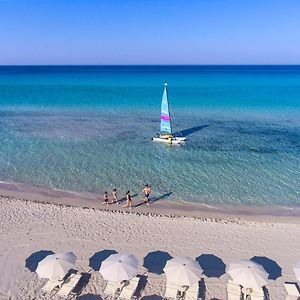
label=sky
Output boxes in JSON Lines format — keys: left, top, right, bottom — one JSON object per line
{"left": 0, "top": 0, "right": 300, "bottom": 65}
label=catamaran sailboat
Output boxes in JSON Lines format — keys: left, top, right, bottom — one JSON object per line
{"left": 152, "top": 83, "right": 186, "bottom": 145}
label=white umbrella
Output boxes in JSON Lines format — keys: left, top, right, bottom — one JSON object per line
{"left": 36, "top": 252, "right": 76, "bottom": 281}
{"left": 100, "top": 253, "right": 138, "bottom": 282}
{"left": 227, "top": 260, "right": 268, "bottom": 289}
{"left": 293, "top": 261, "right": 300, "bottom": 281}
{"left": 163, "top": 256, "right": 202, "bottom": 287}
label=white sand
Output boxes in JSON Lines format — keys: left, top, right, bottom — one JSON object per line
{"left": 1, "top": 196, "right": 300, "bottom": 300}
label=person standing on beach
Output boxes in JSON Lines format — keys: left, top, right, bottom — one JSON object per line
{"left": 142, "top": 184, "right": 151, "bottom": 205}
{"left": 123, "top": 191, "right": 132, "bottom": 208}
{"left": 103, "top": 191, "right": 109, "bottom": 206}
{"left": 112, "top": 188, "right": 119, "bottom": 204}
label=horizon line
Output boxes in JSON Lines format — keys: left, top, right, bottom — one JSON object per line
{"left": 1, "top": 64, "right": 300, "bottom": 67}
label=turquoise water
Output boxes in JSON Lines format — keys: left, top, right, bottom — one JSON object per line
{"left": 0, "top": 66, "right": 300, "bottom": 205}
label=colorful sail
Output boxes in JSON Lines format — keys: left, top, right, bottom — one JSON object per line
{"left": 160, "top": 83, "right": 172, "bottom": 134}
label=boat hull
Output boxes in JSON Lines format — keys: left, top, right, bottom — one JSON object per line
{"left": 152, "top": 137, "right": 186, "bottom": 145}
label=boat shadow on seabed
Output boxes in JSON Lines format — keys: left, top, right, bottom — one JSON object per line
{"left": 175, "top": 124, "right": 209, "bottom": 137}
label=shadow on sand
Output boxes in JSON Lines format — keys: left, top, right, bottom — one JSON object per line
{"left": 143, "top": 251, "right": 172, "bottom": 275}
{"left": 134, "top": 192, "right": 173, "bottom": 208}
{"left": 72, "top": 272, "right": 92, "bottom": 296}
{"left": 116, "top": 193, "right": 138, "bottom": 204}
{"left": 196, "top": 254, "right": 226, "bottom": 278}
{"left": 251, "top": 256, "right": 282, "bottom": 280}
{"left": 76, "top": 294, "right": 102, "bottom": 300}
{"left": 149, "top": 192, "right": 173, "bottom": 204}
{"left": 25, "top": 250, "right": 55, "bottom": 272}
{"left": 141, "top": 295, "right": 163, "bottom": 300}
{"left": 175, "top": 124, "right": 209, "bottom": 137}
{"left": 89, "top": 249, "right": 117, "bottom": 271}
{"left": 135, "top": 274, "right": 148, "bottom": 299}
{"left": 199, "top": 278, "right": 207, "bottom": 300}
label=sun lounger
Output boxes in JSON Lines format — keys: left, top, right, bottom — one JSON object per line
{"left": 249, "top": 288, "right": 264, "bottom": 300}
{"left": 41, "top": 279, "right": 63, "bottom": 294}
{"left": 285, "top": 282, "right": 300, "bottom": 297}
{"left": 164, "top": 281, "right": 179, "bottom": 300}
{"left": 104, "top": 280, "right": 122, "bottom": 298}
{"left": 119, "top": 277, "right": 140, "bottom": 300}
{"left": 285, "top": 297, "right": 300, "bottom": 300}
{"left": 226, "top": 280, "right": 242, "bottom": 300}
{"left": 56, "top": 274, "right": 82, "bottom": 299}
{"left": 185, "top": 283, "right": 199, "bottom": 300}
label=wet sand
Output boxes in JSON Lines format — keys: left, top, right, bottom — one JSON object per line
{"left": 1, "top": 180, "right": 300, "bottom": 224}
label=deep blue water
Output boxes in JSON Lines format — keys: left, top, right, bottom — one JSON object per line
{"left": 0, "top": 65, "right": 299, "bottom": 205}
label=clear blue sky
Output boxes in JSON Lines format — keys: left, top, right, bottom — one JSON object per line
{"left": 0, "top": 0, "right": 300, "bottom": 65}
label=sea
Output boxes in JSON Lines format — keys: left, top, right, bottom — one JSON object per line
{"left": 0, "top": 65, "right": 299, "bottom": 206}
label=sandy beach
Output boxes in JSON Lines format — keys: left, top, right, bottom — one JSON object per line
{"left": 1, "top": 188, "right": 300, "bottom": 299}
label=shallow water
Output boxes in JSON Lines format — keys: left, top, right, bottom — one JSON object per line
{"left": 0, "top": 66, "right": 299, "bottom": 206}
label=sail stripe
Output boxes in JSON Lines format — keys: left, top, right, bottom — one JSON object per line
{"left": 161, "top": 115, "right": 170, "bottom": 121}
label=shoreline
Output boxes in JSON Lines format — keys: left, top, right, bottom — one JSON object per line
{"left": 1, "top": 180, "right": 300, "bottom": 224}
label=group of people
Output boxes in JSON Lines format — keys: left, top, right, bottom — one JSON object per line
{"left": 102, "top": 184, "right": 152, "bottom": 208}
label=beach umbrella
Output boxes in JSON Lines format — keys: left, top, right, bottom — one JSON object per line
{"left": 163, "top": 256, "right": 202, "bottom": 287}
{"left": 36, "top": 251, "right": 76, "bottom": 281}
{"left": 293, "top": 261, "right": 300, "bottom": 281}
{"left": 100, "top": 253, "right": 138, "bottom": 282}
{"left": 227, "top": 260, "right": 268, "bottom": 289}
